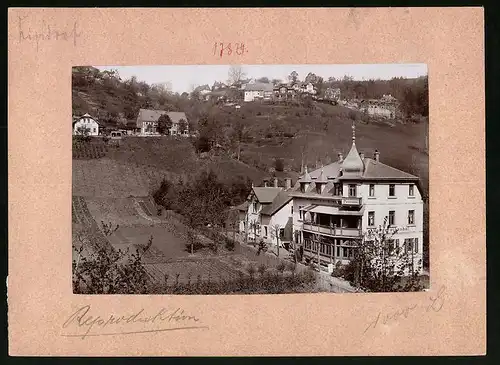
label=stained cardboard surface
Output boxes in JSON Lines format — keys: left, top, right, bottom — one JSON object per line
{"left": 8, "top": 7, "right": 485, "bottom": 356}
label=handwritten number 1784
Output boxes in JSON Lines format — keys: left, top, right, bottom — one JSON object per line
{"left": 214, "top": 43, "right": 246, "bottom": 58}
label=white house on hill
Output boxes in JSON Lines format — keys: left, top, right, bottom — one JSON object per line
{"left": 244, "top": 83, "right": 274, "bottom": 102}
{"left": 288, "top": 124, "right": 424, "bottom": 273}
{"left": 237, "top": 178, "right": 294, "bottom": 248}
{"left": 73, "top": 113, "right": 100, "bottom": 136}
{"left": 136, "top": 109, "right": 189, "bottom": 136}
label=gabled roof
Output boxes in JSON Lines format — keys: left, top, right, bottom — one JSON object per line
{"left": 235, "top": 201, "right": 249, "bottom": 212}
{"left": 252, "top": 187, "right": 282, "bottom": 203}
{"left": 260, "top": 190, "right": 292, "bottom": 216}
{"left": 244, "top": 83, "right": 274, "bottom": 92}
{"left": 73, "top": 113, "right": 102, "bottom": 126}
{"left": 136, "top": 109, "right": 188, "bottom": 128}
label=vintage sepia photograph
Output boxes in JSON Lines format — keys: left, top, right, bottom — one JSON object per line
{"left": 72, "top": 64, "right": 429, "bottom": 295}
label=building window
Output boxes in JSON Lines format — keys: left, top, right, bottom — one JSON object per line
{"left": 348, "top": 184, "right": 357, "bottom": 197}
{"left": 368, "top": 211, "right": 375, "bottom": 226}
{"left": 264, "top": 226, "right": 268, "bottom": 237}
{"left": 334, "top": 183, "right": 342, "bottom": 196}
{"left": 408, "top": 210, "right": 415, "bottom": 225}
{"left": 253, "top": 202, "right": 257, "bottom": 212}
{"left": 279, "top": 228, "right": 285, "bottom": 238}
{"left": 299, "top": 206, "right": 303, "bottom": 220}
{"left": 369, "top": 184, "right": 375, "bottom": 197}
{"left": 409, "top": 184, "right": 415, "bottom": 196}
{"left": 291, "top": 206, "right": 293, "bottom": 215}
{"left": 336, "top": 246, "right": 341, "bottom": 257}
{"left": 388, "top": 211, "right": 395, "bottom": 226}
{"left": 414, "top": 238, "right": 419, "bottom": 253}
{"left": 389, "top": 184, "right": 396, "bottom": 197}
{"left": 93, "top": 128, "right": 96, "bottom": 133}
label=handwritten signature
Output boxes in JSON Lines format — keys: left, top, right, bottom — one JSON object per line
{"left": 18, "top": 15, "right": 82, "bottom": 51}
{"left": 363, "top": 285, "right": 446, "bottom": 334}
{"left": 61, "top": 305, "right": 208, "bottom": 339}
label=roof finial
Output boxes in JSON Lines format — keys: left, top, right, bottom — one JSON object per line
{"left": 352, "top": 120, "right": 356, "bottom": 144}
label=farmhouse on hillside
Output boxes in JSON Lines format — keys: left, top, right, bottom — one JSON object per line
{"left": 360, "top": 94, "right": 399, "bottom": 119}
{"left": 136, "top": 109, "right": 189, "bottom": 136}
{"left": 73, "top": 113, "right": 100, "bottom": 136}
{"left": 288, "top": 124, "right": 424, "bottom": 273}
{"left": 243, "top": 83, "right": 275, "bottom": 102}
{"left": 237, "top": 177, "right": 294, "bottom": 249}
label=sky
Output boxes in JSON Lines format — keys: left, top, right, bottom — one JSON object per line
{"left": 94, "top": 64, "right": 427, "bottom": 94}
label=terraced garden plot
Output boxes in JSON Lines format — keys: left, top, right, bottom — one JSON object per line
{"left": 144, "top": 257, "right": 243, "bottom": 285}
{"left": 72, "top": 159, "right": 171, "bottom": 198}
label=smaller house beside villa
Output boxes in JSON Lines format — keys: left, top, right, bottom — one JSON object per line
{"left": 236, "top": 177, "right": 294, "bottom": 249}
{"left": 136, "top": 109, "right": 190, "bottom": 136}
{"left": 73, "top": 113, "right": 100, "bottom": 136}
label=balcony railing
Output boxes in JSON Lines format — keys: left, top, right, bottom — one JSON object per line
{"left": 302, "top": 223, "right": 362, "bottom": 237}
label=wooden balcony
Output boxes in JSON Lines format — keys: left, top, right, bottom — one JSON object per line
{"left": 302, "top": 223, "right": 362, "bottom": 238}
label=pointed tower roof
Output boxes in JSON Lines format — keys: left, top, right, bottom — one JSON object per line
{"left": 298, "top": 166, "right": 312, "bottom": 183}
{"left": 315, "top": 168, "right": 328, "bottom": 183}
{"left": 341, "top": 122, "right": 364, "bottom": 176}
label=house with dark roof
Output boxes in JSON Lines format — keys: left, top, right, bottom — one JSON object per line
{"left": 288, "top": 123, "right": 424, "bottom": 273}
{"left": 236, "top": 177, "right": 295, "bottom": 248}
{"left": 136, "top": 109, "right": 189, "bottom": 136}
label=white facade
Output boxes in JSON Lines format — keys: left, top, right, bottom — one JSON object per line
{"left": 238, "top": 187, "right": 293, "bottom": 247}
{"left": 289, "top": 137, "right": 424, "bottom": 274}
{"left": 140, "top": 121, "right": 189, "bottom": 136}
{"left": 73, "top": 114, "right": 99, "bottom": 136}
{"left": 244, "top": 90, "right": 262, "bottom": 102}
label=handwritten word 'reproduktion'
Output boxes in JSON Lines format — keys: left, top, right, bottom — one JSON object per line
{"left": 61, "top": 305, "right": 208, "bottom": 339}
{"left": 18, "top": 15, "right": 82, "bottom": 51}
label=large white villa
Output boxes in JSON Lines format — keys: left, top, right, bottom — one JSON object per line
{"left": 288, "top": 124, "right": 424, "bottom": 272}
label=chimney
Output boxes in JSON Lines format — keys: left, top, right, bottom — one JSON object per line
{"left": 273, "top": 177, "right": 279, "bottom": 188}
{"left": 338, "top": 152, "right": 344, "bottom": 162}
{"left": 374, "top": 150, "right": 380, "bottom": 162}
{"left": 285, "top": 178, "right": 292, "bottom": 190}
{"left": 360, "top": 152, "right": 365, "bottom": 160}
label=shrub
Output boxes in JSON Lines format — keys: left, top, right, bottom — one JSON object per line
{"left": 257, "top": 264, "right": 267, "bottom": 277}
{"left": 276, "top": 262, "right": 286, "bottom": 276}
{"left": 225, "top": 238, "right": 235, "bottom": 251}
{"left": 274, "top": 158, "right": 285, "bottom": 172}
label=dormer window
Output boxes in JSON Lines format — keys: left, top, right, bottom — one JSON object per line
{"left": 316, "top": 184, "right": 322, "bottom": 194}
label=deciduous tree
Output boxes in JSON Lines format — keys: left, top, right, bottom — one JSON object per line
{"left": 157, "top": 114, "right": 173, "bottom": 135}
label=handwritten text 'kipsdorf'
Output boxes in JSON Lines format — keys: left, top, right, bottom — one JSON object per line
{"left": 18, "top": 15, "right": 82, "bottom": 51}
